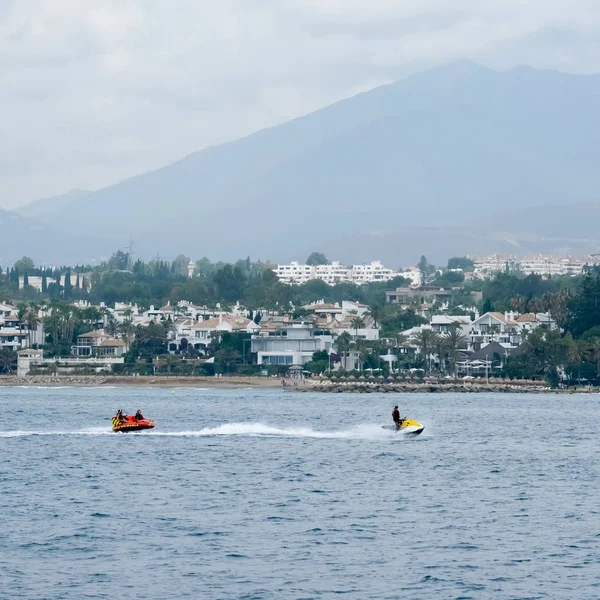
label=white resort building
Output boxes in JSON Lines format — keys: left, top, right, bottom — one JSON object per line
{"left": 471, "top": 254, "right": 596, "bottom": 278}
{"left": 274, "top": 260, "right": 399, "bottom": 285}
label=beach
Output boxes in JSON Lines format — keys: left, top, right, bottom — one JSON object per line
{"left": 0, "top": 375, "right": 286, "bottom": 388}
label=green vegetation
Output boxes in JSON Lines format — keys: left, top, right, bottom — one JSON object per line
{"left": 0, "top": 253, "right": 408, "bottom": 310}
{"left": 447, "top": 256, "right": 475, "bottom": 271}
{"left": 305, "top": 252, "right": 329, "bottom": 266}
{"left": 3, "top": 251, "right": 600, "bottom": 385}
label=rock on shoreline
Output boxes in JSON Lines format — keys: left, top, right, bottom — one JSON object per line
{"left": 294, "top": 382, "right": 596, "bottom": 394}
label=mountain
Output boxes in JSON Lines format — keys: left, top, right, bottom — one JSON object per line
{"left": 0, "top": 209, "right": 113, "bottom": 266}
{"left": 24, "top": 61, "right": 600, "bottom": 264}
{"left": 16, "top": 189, "right": 91, "bottom": 220}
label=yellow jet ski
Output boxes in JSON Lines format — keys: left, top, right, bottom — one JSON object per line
{"left": 382, "top": 418, "right": 424, "bottom": 435}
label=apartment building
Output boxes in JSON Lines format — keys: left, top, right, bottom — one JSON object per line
{"left": 274, "top": 260, "right": 399, "bottom": 285}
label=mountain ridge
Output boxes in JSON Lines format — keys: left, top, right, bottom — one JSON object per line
{"left": 14, "top": 60, "right": 600, "bottom": 265}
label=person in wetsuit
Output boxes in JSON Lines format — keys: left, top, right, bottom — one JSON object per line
{"left": 392, "top": 405, "right": 402, "bottom": 430}
{"left": 135, "top": 410, "right": 144, "bottom": 422}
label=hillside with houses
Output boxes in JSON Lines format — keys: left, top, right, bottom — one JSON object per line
{"left": 2, "top": 249, "right": 600, "bottom": 387}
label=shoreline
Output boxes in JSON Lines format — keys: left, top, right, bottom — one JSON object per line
{"left": 0, "top": 374, "right": 598, "bottom": 393}
{"left": 0, "top": 375, "right": 285, "bottom": 388}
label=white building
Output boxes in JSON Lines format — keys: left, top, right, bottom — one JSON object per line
{"left": 251, "top": 320, "right": 333, "bottom": 366}
{"left": 468, "top": 311, "right": 556, "bottom": 351}
{"left": 168, "top": 314, "right": 259, "bottom": 354}
{"left": 18, "top": 349, "right": 124, "bottom": 377}
{"left": 304, "top": 301, "right": 380, "bottom": 341}
{"left": 72, "top": 330, "right": 128, "bottom": 357}
{"left": 0, "top": 305, "right": 44, "bottom": 351}
{"left": 350, "top": 261, "right": 398, "bottom": 284}
{"left": 398, "top": 268, "right": 422, "bottom": 287}
{"left": 274, "top": 260, "right": 400, "bottom": 286}
{"left": 273, "top": 262, "right": 314, "bottom": 284}
{"left": 471, "top": 254, "right": 595, "bottom": 278}
{"left": 519, "top": 256, "right": 590, "bottom": 277}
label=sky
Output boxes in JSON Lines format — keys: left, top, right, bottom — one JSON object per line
{"left": 2, "top": 0, "right": 600, "bottom": 209}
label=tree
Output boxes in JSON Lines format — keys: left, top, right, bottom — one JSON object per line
{"left": 443, "top": 326, "right": 468, "bottom": 378}
{"left": 63, "top": 270, "right": 73, "bottom": 299}
{"left": 24, "top": 305, "right": 40, "bottom": 348}
{"left": 0, "top": 349, "right": 17, "bottom": 374}
{"left": 411, "top": 329, "right": 441, "bottom": 373}
{"left": 14, "top": 257, "right": 35, "bottom": 273}
{"left": 214, "top": 347, "right": 241, "bottom": 373}
{"left": 569, "top": 274, "right": 600, "bottom": 337}
{"left": 365, "top": 303, "right": 384, "bottom": 327}
{"left": 306, "top": 252, "right": 329, "bottom": 266}
{"left": 172, "top": 255, "right": 192, "bottom": 277}
{"left": 565, "top": 333, "right": 585, "bottom": 383}
{"left": 305, "top": 350, "right": 329, "bottom": 374}
{"left": 585, "top": 337, "right": 600, "bottom": 379}
{"left": 195, "top": 257, "right": 214, "bottom": 278}
{"left": 350, "top": 316, "right": 365, "bottom": 338}
{"left": 107, "top": 250, "right": 130, "bottom": 271}
{"left": 447, "top": 257, "right": 475, "bottom": 271}
{"left": 417, "top": 255, "right": 435, "bottom": 287}
{"left": 335, "top": 331, "right": 352, "bottom": 370}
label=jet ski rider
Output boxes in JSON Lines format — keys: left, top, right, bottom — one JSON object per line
{"left": 392, "top": 405, "right": 402, "bottom": 429}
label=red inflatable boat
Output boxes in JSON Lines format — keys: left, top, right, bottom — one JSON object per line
{"left": 111, "top": 414, "right": 155, "bottom": 432}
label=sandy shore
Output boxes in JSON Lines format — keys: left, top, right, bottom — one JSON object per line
{"left": 0, "top": 375, "right": 287, "bottom": 388}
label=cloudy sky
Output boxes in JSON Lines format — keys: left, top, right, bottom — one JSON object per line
{"left": 2, "top": 0, "right": 599, "bottom": 209}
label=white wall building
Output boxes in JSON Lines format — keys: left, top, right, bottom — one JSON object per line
{"left": 471, "top": 254, "right": 596, "bottom": 278}
{"left": 398, "top": 268, "right": 422, "bottom": 287}
{"left": 251, "top": 321, "right": 333, "bottom": 366}
{"left": 274, "top": 260, "right": 400, "bottom": 285}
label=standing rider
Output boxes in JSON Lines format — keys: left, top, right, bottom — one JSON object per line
{"left": 392, "top": 405, "right": 402, "bottom": 429}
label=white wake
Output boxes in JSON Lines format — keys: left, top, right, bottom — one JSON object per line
{"left": 0, "top": 423, "right": 403, "bottom": 440}
{"left": 149, "top": 422, "right": 398, "bottom": 439}
{"left": 0, "top": 426, "right": 111, "bottom": 438}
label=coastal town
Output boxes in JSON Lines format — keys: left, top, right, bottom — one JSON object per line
{"left": 1, "top": 251, "right": 599, "bottom": 389}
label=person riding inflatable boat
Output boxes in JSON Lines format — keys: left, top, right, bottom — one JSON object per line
{"left": 112, "top": 409, "right": 155, "bottom": 432}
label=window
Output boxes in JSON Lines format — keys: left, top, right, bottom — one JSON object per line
{"left": 263, "top": 355, "right": 293, "bottom": 365}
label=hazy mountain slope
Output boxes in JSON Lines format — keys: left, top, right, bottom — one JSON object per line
{"left": 16, "top": 189, "right": 91, "bottom": 219}
{"left": 31, "top": 61, "right": 600, "bottom": 262}
{"left": 0, "top": 209, "right": 113, "bottom": 266}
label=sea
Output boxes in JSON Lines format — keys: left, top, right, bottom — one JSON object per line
{"left": 1, "top": 386, "right": 599, "bottom": 599}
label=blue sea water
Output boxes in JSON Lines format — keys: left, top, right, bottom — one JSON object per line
{"left": 1, "top": 386, "right": 600, "bottom": 600}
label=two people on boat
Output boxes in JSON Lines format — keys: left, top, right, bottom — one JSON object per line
{"left": 115, "top": 409, "right": 145, "bottom": 423}
{"left": 392, "top": 405, "right": 404, "bottom": 430}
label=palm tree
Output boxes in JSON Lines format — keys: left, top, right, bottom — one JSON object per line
{"left": 43, "top": 313, "right": 62, "bottom": 355}
{"left": 365, "top": 304, "right": 384, "bottom": 328}
{"left": 350, "top": 317, "right": 365, "bottom": 338}
{"left": 510, "top": 295, "right": 527, "bottom": 313}
{"left": 105, "top": 314, "right": 118, "bottom": 336}
{"left": 434, "top": 334, "right": 446, "bottom": 375}
{"left": 24, "top": 305, "right": 40, "bottom": 348}
{"left": 411, "top": 329, "right": 441, "bottom": 373}
{"left": 335, "top": 331, "right": 352, "bottom": 370}
{"left": 389, "top": 334, "right": 408, "bottom": 372}
{"left": 565, "top": 334, "right": 584, "bottom": 383}
{"left": 443, "top": 326, "right": 468, "bottom": 378}
{"left": 585, "top": 337, "right": 600, "bottom": 380}
{"left": 354, "top": 338, "right": 369, "bottom": 372}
